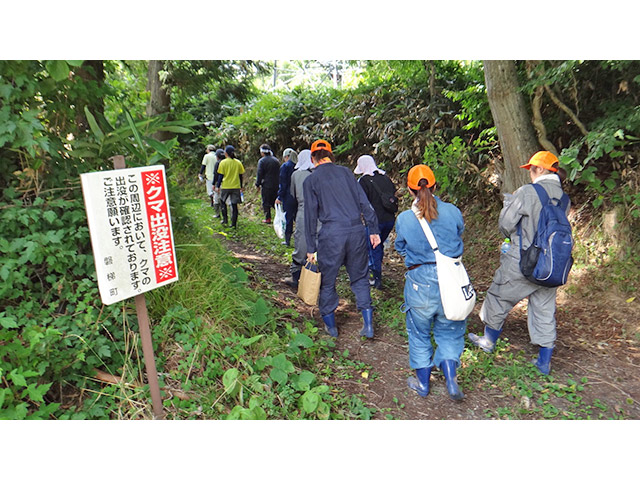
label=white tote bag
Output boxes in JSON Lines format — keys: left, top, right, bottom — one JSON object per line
{"left": 412, "top": 206, "right": 476, "bottom": 321}
{"left": 273, "top": 204, "right": 286, "bottom": 239}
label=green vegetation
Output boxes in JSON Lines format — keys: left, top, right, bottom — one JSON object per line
{"left": 1, "top": 59, "right": 638, "bottom": 420}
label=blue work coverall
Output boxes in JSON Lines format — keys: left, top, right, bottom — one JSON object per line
{"left": 303, "top": 162, "right": 379, "bottom": 317}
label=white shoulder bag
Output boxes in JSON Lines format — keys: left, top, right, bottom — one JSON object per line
{"left": 412, "top": 206, "right": 476, "bottom": 321}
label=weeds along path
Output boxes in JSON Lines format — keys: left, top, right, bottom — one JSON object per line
{"left": 202, "top": 198, "right": 640, "bottom": 420}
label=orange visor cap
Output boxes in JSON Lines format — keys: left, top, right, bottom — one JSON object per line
{"left": 311, "top": 139, "right": 332, "bottom": 153}
{"left": 407, "top": 164, "right": 436, "bottom": 190}
{"left": 520, "top": 151, "right": 559, "bottom": 172}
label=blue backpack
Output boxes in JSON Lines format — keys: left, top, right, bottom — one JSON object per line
{"left": 518, "top": 183, "right": 574, "bottom": 287}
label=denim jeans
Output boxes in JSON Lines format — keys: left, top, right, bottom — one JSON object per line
{"left": 367, "top": 219, "right": 395, "bottom": 276}
{"left": 402, "top": 264, "right": 467, "bottom": 369}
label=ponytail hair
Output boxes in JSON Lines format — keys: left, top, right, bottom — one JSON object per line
{"left": 411, "top": 178, "right": 438, "bottom": 222}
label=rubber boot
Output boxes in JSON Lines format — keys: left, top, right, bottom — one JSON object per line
{"left": 533, "top": 346, "right": 554, "bottom": 375}
{"left": 407, "top": 367, "right": 432, "bottom": 397}
{"left": 322, "top": 312, "right": 338, "bottom": 338}
{"left": 372, "top": 270, "right": 383, "bottom": 290}
{"left": 468, "top": 326, "right": 502, "bottom": 353}
{"left": 359, "top": 308, "right": 374, "bottom": 338}
{"left": 283, "top": 269, "right": 301, "bottom": 288}
{"left": 440, "top": 359, "right": 464, "bottom": 401}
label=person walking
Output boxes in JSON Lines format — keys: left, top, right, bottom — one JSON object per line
{"left": 303, "top": 140, "right": 380, "bottom": 339}
{"left": 354, "top": 154, "right": 398, "bottom": 289}
{"left": 395, "top": 164, "right": 467, "bottom": 401}
{"left": 283, "top": 149, "right": 314, "bottom": 288}
{"left": 255, "top": 143, "right": 280, "bottom": 224}
{"left": 198, "top": 144, "right": 217, "bottom": 208}
{"left": 215, "top": 145, "right": 245, "bottom": 228}
{"left": 211, "top": 148, "right": 226, "bottom": 218}
{"left": 275, "top": 148, "right": 298, "bottom": 246}
{"left": 468, "top": 151, "right": 570, "bottom": 376}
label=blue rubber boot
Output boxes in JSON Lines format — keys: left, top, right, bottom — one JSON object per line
{"left": 533, "top": 346, "right": 554, "bottom": 375}
{"left": 322, "top": 312, "right": 338, "bottom": 338}
{"left": 440, "top": 359, "right": 464, "bottom": 401}
{"left": 407, "top": 367, "right": 432, "bottom": 397}
{"left": 359, "top": 309, "right": 374, "bottom": 338}
{"left": 468, "top": 326, "right": 502, "bottom": 353}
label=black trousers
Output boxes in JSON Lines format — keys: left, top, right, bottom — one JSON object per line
{"left": 261, "top": 186, "right": 278, "bottom": 220}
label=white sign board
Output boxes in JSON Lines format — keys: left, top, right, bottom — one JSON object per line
{"left": 81, "top": 165, "right": 179, "bottom": 305}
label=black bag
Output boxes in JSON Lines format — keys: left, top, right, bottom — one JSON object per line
{"left": 368, "top": 175, "right": 398, "bottom": 213}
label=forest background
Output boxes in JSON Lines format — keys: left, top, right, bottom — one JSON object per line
{"left": 2, "top": 3, "right": 639, "bottom": 479}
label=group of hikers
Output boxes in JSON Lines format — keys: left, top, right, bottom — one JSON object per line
{"left": 199, "top": 141, "right": 572, "bottom": 402}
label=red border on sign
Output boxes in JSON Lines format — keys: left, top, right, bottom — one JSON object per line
{"left": 141, "top": 168, "right": 177, "bottom": 284}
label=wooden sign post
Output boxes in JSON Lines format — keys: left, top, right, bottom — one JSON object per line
{"left": 112, "top": 155, "right": 164, "bottom": 420}
{"left": 81, "top": 155, "right": 180, "bottom": 419}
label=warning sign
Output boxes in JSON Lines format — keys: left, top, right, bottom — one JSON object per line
{"left": 81, "top": 165, "right": 179, "bottom": 305}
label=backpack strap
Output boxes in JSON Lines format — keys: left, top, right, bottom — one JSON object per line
{"left": 412, "top": 205, "right": 439, "bottom": 252}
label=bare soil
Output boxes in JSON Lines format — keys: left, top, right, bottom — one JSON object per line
{"left": 215, "top": 216, "right": 640, "bottom": 420}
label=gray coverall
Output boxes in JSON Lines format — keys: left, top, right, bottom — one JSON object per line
{"left": 480, "top": 174, "right": 571, "bottom": 348}
{"left": 289, "top": 167, "right": 313, "bottom": 277}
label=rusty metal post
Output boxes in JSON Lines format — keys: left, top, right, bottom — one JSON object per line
{"left": 111, "top": 155, "right": 165, "bottom": 419}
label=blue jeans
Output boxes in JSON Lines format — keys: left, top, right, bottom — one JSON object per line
{"left": 402, "top": 265, "right": 467, "bottom": 369}
{"left": 367, "top": 219, "right": 395, "bottom": 276}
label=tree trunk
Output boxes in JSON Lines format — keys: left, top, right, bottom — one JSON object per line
{"left": 75, "top": 60, "right": 105, "bottom": 133}
{"left": 146, "top": 60, "right": 172, "bottom": 141}
{"left": 484, "top": 60, "right": 539, "bottom": 193}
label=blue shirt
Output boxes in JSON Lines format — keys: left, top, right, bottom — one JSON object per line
{"left": 303, "top": 162, "right": 379, "bottom": 253}
{"left": 395, "top": 197, "right": 465, "bottom": 267}
{"left": 277, "top": 160, "right": 296, "bottom": 201}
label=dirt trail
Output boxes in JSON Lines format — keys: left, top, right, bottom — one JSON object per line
{"left": 217, "top": 231, "right": 640, "bottom": 420}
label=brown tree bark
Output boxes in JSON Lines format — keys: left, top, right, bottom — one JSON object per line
{"left": 146, "top": 60, "right": 173, "bottom": 141}
{"left": 75, "top": 60, "right": 105, "bottom": 133}
{"left": 484, "top": 60, "right": 539, "bottom": 193}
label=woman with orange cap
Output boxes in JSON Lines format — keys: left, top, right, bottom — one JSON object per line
{"left": 468, "top": 151, "right": 570, "bottom": 376}
{"left": 395, "top": 164, "right": 467, "bottom": 401}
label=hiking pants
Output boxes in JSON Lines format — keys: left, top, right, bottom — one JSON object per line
{"left": 283, "top": 195, "right": 297, "bottom": 244}
{"left": 261, "top": 186, "right": 278, "bottom": 220}
{"left": 367, "top": 219, "right": 395, "bottom": 277}
{"left": 317, "top": 224, "right": 372, "bottom": 317}
{"left": 402, "top": 264, "right": 467, "bottom": 369}
{"left": 480, "top": 253, "right": 558, "bottom": 348}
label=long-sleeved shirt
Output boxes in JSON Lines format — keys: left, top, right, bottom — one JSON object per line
{"left": 303, "top": 162, "right": 379, "bottom": 254}
{"left": 395, "top": 197, "right": 464, "bottom": 267}
{"left": 499, "top": 174, "right": 570, "bottom": 259}
{"left": 255, "top": 155, "right": 280, "bottom": 190}
{"left": 277, "top": 160, "right": 296, "bottom": 202}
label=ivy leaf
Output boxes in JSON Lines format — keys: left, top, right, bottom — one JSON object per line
{"left": 43, "top": 210, "right": 57, "bottom": 224}
{"left": 0, "top": 314, "right": 18, "bottom": 329}
{"left": 301, "top": 391, "right": 320, "bottom": 413}
{"left": 290, "top": 333, "right": 313, "bottom": 349}
{"left": 66, "top": 60, "right": 84, "bottom": 67}
{"left": 9, "top": 371, "right": 27, "bottom": 388}
{"left": 97, "top": 344, "right": 111, "bottom": 358}
{"left": 45, "top": 60, "right": 70, "bottom": 82}
{"left": 269, "top": 368, "right": 288, "bottom": 384}
{"left": 271, "top": 353, "right": 294, "bottom": 373}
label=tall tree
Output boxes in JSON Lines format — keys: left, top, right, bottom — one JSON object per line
{"left": 484, "top": 60, "right": 539, "bottom": 193}
{"left": 74, "top": 60, "right": 105, "bottom": 133}
{"left": 146, "top": 60, "right": 172, "bottom": 141}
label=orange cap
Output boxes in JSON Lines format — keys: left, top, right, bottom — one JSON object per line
{"left": 311, "top": 139, "right": 332, "bottom": 153}
{"left": 520, "top": 151, "right": 558, "bottom": 172}
{"left": 407, "top": 164, "right": 436, "bottom": 190}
